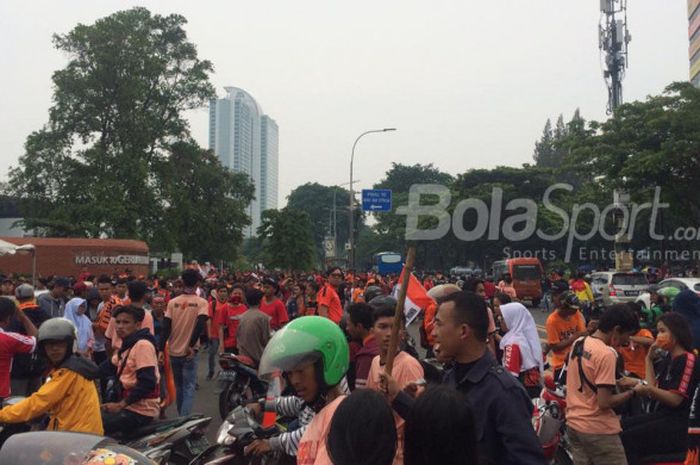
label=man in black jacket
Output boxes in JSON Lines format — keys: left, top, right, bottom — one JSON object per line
{"left": 383, "top": 291, "right": 546, "bottom": 465}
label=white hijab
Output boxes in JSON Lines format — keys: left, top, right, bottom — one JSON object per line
{"left": 499, "top": 302, "right": 543, "bottom": 375}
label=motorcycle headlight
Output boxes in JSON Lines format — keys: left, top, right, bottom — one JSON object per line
{"left": 217, "top": 420, "right": 235, "bottom": 446}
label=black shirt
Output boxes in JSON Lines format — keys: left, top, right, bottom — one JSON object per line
{"left": 654, "top": 351, "right": 700, "bottom": 417}
{"left": 393, "top": 350, "right": 546, "bottom": 465}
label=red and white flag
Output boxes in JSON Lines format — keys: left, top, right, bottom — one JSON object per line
{"left": 392, "top": 266, "right": 435, "bottom": 325}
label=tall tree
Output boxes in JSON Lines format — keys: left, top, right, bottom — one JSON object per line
{"left": 8, "top": 8, "right": 217, "bottom": 247}
{"left": 533, "top": 118, "right": 555, "bottom": 167}
{"left": 258, "top": 208, "right": 316, "bottom": 271}
{"left": 156, "top": 142, "right": 254, "bottom": 262}
{"left": 286, "top": 183, "right": 362, "bottom": 259}
{"left": 369, "top": 163, "right": 453, "bottom": 270}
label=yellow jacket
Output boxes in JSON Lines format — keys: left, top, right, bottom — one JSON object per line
{"left": 0, "top": 356, "right": 103, "bottom": 435}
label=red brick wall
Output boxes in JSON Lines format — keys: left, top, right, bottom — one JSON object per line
{"left": 0, "top": 238, "right": 149, "bottom": 278}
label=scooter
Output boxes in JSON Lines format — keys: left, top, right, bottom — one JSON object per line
{"left": 189, "top": 405, "right": 294, "bottom": 465}
{"left": 218, "top": 353, "right": 267, "bottom": 420}
{"left": 122, "top": 414, "right": 213, "bottom": 465}
{"left": 0, "top": 396, "right": 211, "bottom": 465}
{"left": 532, "top": 375, "right": 572, "bottom": 465}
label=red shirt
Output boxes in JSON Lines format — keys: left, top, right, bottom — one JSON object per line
{"left": 259, "top": 298, "right": 289, "bottom": 330}
{"left": 208, "top": 299, "right": 228, "bottom": 339}
{"left": 216, "top": 303, "right": 248, "bottom": 349}
{"left": 317, "top": 284, "right": 343, "bottom": 324}
{"left": 0, "top": 329, "right": 36, "bottom": 397}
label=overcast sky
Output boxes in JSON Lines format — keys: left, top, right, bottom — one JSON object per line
{"left": 0, "top": 1, "right": 691, "bottom": 205}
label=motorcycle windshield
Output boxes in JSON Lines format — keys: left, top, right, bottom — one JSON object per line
{"left": 0, "top": 432, "right": 155, "bottom": 465}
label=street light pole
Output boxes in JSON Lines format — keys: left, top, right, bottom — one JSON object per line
{"left": 348, "top": 128, "right": 396, "bottom": 271}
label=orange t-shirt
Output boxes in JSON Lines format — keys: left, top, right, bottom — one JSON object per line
{"left": 297, "top": 395, "right": 346, "bottom": 465}
{"left": 565, "top": 337, "right": 621, "bottom": 434}
{"left": 546, "top": 310, "right": 586, "bottom": 370}
{"left": 165, "top": 294, "right": 209, "bottom": 357}
{"left": 316, "top": 284, "right": 342, "bottom": 324}
{"left": 367, "top": 351, "right": 424, "bottom": 465}
{"left": 105, "top": 309, "right": 154, "bottom": 351}
{"left": 619, "top": 329, "right": 653, "bottom": 378}
{"left": 352, "top": 288, "right": 364, "bottom": 303}
{"left": 112, "top": 338, "right": 161, "bottom": 418}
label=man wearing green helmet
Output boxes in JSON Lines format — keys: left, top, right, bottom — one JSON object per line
{"left": 257, "top": 316, "right": 349, "bottom": 465}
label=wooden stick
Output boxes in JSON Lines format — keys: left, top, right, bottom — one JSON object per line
{"left": 384, "top": 246, "right": 416, "bottom": 376}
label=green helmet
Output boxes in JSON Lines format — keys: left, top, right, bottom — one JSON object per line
{"left": 258, "top": 316, "right": 349, "bottom": 387}
{"left": 657, "top": 287, "right": 681, "bottom": 301}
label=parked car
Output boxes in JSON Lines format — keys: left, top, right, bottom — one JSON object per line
{"left": 636, "top": 277, "right": 700, "bottom": 313}
{"left": 655, "top": 277, "right": 700, "bottom": 295}
{"left": 590, "top": 271, "right": 649, "bottom": 306}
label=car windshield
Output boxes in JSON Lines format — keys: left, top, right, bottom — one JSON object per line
{"left": 0, "top": 432, "right": 153, "bottom": 465}
{"left": 612, "top": 274, "right": 648, "bottom": 286}
{"left": 513, "top": 265, "right": 541, "bottom": 281}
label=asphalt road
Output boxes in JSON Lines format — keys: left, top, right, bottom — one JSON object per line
{"left": 185, "top": 303, "right": 554, "bottom": 444}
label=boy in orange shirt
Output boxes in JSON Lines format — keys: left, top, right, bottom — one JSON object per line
{"left": 546, "top": 291, "right": 589, "bottom": 382}
{"left": 618, "top": 304, "right": 654, "bottom": 378}
{"left": 366, "top": 296, "right": 424, "bottom": 465}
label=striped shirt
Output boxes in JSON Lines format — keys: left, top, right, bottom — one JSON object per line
{"left": 268, "top": 377, "right": 350, "bottom": 456}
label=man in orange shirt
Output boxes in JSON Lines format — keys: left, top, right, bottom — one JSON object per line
{"left": 102, "top": 305, "right": 160, "bottom": 434}
{"left": 366, "top": 296, "right": 424, "bottom": 465}
{"left": 566, "top": 304, "right": 639, "bottom": 465}
{"left": 317, "top": 268, "right": 343, "bottom": 324}
{"left": 159, "top": 269, "right": 209, "bottom": 416}
{"left": 546, "top": 291, "right": 589, "bottom": 382}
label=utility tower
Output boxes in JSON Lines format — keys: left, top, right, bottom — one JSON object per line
{"left": 600, "top": 0, "right": 631, "bottom": 114}
{"left": 600, "top": 1, "right": 633, "bottom": 271}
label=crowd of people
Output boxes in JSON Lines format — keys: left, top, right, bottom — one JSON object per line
{"left": 0, "top": 265, "right": 698, "bottom": 465}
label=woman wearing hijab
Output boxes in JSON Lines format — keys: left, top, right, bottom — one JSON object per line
{"left": 63, "top": 297, "right": 94, "bottom": 358}
{"left": 499, "top": 302, "right": 544, "bottom": 398}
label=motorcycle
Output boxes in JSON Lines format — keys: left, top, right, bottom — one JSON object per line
{"left": 532, "top": 375, "right": 572, "bottom": 465}
{"left": 190, "top": 405, "right": 294, "bottom": 465}
{"left": 218, "top": 353, "right": 267, "bottom": 420}
{"left": 122, "top": 414, "right": 212, "bottom": 465}
{"left": 0, "top": 396, "right": 211, "bottom": 465}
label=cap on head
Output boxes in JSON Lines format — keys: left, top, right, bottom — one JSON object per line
{"left": 560, "top": 291, "right": 581, "bottom": 310}
{"left": 15, "top": 284, "right": 35, "bottom": 300}
{"left": 53, "top": 277, "right": 70, "bottom": 288}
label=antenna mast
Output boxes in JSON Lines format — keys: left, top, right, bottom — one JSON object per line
{"left": 599, "top": 0, "right": 631, "bottom": 114}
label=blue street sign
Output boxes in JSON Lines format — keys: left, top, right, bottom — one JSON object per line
{"left": 361, "top": 189, "right": 392, "bottom": 212}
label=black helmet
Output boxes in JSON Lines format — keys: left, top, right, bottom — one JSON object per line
{"left": 363, "top": 286, "right": 384, "bottom": 303}
{"left": 368, "top": 295, "right": 397, "bottom": 313}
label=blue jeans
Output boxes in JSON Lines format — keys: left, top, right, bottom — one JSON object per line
{"left": 170, "top": 355, "right": 198, "bottom": 416}
{"left": 207, "top": 338, "right": 220, "bottom": 377}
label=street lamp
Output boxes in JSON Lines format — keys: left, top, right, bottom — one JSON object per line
{"left": 348, "top": 128, "right": 397, "bottom": 271}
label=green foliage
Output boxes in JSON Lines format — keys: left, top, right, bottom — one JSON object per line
{"left": 257, "top": 208, "right": 316, "bottom": 271}
{"left": 286, "top": 183, "right": 363, "bottom": 260}
{"left": 155, "top": 142, "right": 254, "bottom": 262}
{"left": 7, "top": 8, "right": 251, "bottom": 261}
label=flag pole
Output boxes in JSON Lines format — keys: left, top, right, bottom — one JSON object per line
{"left": 384, "top": 246, "right": 416, "bottom": 376}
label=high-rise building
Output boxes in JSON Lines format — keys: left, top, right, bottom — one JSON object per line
{"left": 209, "top": 87, "right": 279, "bottom": 236}
{"left": 690, "top": 0, "right": 700, "bottom": 87}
